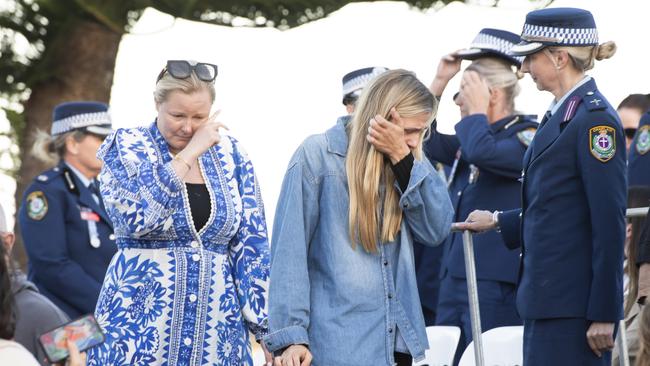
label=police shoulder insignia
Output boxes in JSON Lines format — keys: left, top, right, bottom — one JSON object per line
{"left": 26, "top": 191, "right": 48, "bottom": 220}
{"left": 584, "top": 92, "right": 606, "bottom": 111}
{"left": 517, "top": 128, "right": 536, "bottom": 147}
{"left": 636, "top": 125, "right": 650, "bottom": 155}
{"left": 589, "top": 125, "right": 616, "bottom": 162}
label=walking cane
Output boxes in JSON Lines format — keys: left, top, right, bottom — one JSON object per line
{"left": 451, "top": 223, "right": 484, "bottom": 366}
{"left": 616, "top": 206, "right": 649, "bottom": 366}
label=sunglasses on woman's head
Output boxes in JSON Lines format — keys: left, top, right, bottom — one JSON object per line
{"left": 156, "top": 60, "right": 218, "bottom": 83}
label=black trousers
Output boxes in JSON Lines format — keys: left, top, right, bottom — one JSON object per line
{"left": 395, "top": 352, "right": 412, "bottom": 366}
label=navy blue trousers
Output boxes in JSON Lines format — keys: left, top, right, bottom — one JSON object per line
{"left": 524, "top": 318, "right": 615, "bottom": 366}
{"left": 435, "top": 273, "right": 521, "bottom": 366}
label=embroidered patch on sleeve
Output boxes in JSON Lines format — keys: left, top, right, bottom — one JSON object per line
{"left": 589, "top": 125, "right": 616, "bottom": 162}
{"left": 636, "top": 125, "right": 650, "bottom": 155}
{"left": 517, "top": 128, "right": 537, "bottom": 147}
{"left": 26, "top": 191, "right": 48, "bottom": 220}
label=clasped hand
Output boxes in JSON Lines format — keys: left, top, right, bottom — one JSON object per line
{"left": 274, "top": 344, "right": 312, "bottom": 366}
{"left": 366, "top": 108, "right": 411, "bottom": 164}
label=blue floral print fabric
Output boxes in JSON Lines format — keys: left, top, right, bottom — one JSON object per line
{"left": 87, "top": 122, "right": 270, "bottom": 366}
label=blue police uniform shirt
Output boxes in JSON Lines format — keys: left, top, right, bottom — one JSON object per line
{"left": 18, "top": 161, "right": 116, "bottom": 318}
{"left": 499, "top": 77, "right": 626, "bottom": 322}
{"left": 628, "top": 111, "right": 650, "bottom": 186}
{"left": 424, "top": 113, "right": 537, "bottom": 284}
{"left": 65, "top": 162, "right": 100, "bottom": 205}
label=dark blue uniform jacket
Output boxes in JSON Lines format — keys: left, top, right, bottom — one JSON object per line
{"left": 18, "top": 162, "right": 116, "bottom": 318}
{"left": 500, "top": 78, "right": 626, "bottom": 322}
{"left": 424, "top": 113, "right": 537, "bottom": 285}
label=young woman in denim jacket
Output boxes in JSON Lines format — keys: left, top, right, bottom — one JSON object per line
{"left": 264, "top": 69, "right": 454, "bottom": 366}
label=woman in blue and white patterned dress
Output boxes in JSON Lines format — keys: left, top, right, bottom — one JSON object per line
{"left": 87, "top": 60, "right": 271, "bottom": 366}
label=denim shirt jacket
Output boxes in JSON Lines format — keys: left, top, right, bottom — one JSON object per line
{"left": 264, "top": 118, "right": 453, "bottom": 365}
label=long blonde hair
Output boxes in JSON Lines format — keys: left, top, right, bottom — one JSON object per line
{"left": 346, "top": 69, "right": 436, "bottom": 253}
{"left": 638, "top": 304, "right": 650, "bottom": 366}
{"left": 624, "top": 187, "right": 650, "bottom": 317}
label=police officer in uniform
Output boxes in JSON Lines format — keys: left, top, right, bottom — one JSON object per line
{"left": 341, "top": 66, "right": 389, "bottom": 116}
{"left": 629, "top": 111, "right": 650, "bottom": 186}
{"left": 18, "top": 101, "right": 116, "bottom": 319}
{"left": 423, "top": 28, "right": 537, "bottom": 364}
{"left": 460, "top": 8, "right": 625, "bottom": 365}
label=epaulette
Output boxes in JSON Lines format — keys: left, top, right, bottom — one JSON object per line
{"left": 503, "top": 116, "right": 520, "bottom": 130}
{"left": 583, "top": 90, "right": 607, "bottom": 112}
{"left": 33, "top": 166, "right": 64, "bottom": 185}
{"left": 61, "top": 166, "right": 79, "bottom": 195}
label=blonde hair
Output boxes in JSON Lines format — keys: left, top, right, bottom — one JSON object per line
{"left": 31, "top": 129, "right": 85, "bottom": 166}
{"left": 154, "top": 67, "right": 216, "bottom": 104}
{"left": 625, "top": 189, "right": 650, "bottom": 317}
{"left": 466, "top": 57, "right": 521, "bottom": 113}
{"left": 638, "top": 305, "right": 650, "bottom": 366}
{"left": 346, "top": 69, "right": 436, "bottom": 253}
{"left": 549, "top": 41, "right": 617, "bottom": 72}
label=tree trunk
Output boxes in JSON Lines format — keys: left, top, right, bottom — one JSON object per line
{"left": 13, "top": 19, "right": 122, "bottom": 270}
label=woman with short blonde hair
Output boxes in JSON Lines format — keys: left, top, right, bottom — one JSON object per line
{"left": 87, "top": 60, "right": 271, "bottom": 365}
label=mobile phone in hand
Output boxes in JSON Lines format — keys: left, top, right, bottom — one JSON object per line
{"left": 38, "top": 314, "right": 105, "bottom": 364}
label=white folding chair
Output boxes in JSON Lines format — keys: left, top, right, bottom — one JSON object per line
{"left": 458, "top": 326, "right": 524, "bottom": 366}
{"left": 413, "top": 325, "right": 461, "bottom": 366}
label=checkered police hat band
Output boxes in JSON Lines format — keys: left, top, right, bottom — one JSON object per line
{"left": 471, "top": 33, "right": 516, "bottom": 55}
{"left": 521, "top": 24, "right": 598, "bottom": 45}
{"left": 342, "top": 68, "right": 387, "bottom": 97}
{"left": 51, "top": 111, "right": 111, "bottom": 135}
{"left": 469, "top": 33, "right": 524, "bottom": 64}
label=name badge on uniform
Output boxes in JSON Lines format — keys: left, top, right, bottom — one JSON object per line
{"left": 80, "top": 207, "right": 100, "bottom": 222}
{"left": 80, "top": 206, "right": 101, "bottom": 248}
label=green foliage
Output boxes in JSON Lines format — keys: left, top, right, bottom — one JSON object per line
{"left": 0, "top": 0, "right": 458, "bottom": 174}
{"left": 0, "top": 0, "right": 455, "bottom": 101}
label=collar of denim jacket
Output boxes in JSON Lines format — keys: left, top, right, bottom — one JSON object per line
{"left": 326, "top": 116, "right": 350, "bottom": 157}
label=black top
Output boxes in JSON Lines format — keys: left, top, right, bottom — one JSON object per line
{"left": 390, "top": 152, "right": 414, "bottom": 193}
{"left": 185, "top": 183, "right": 211, "bottom": 232}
